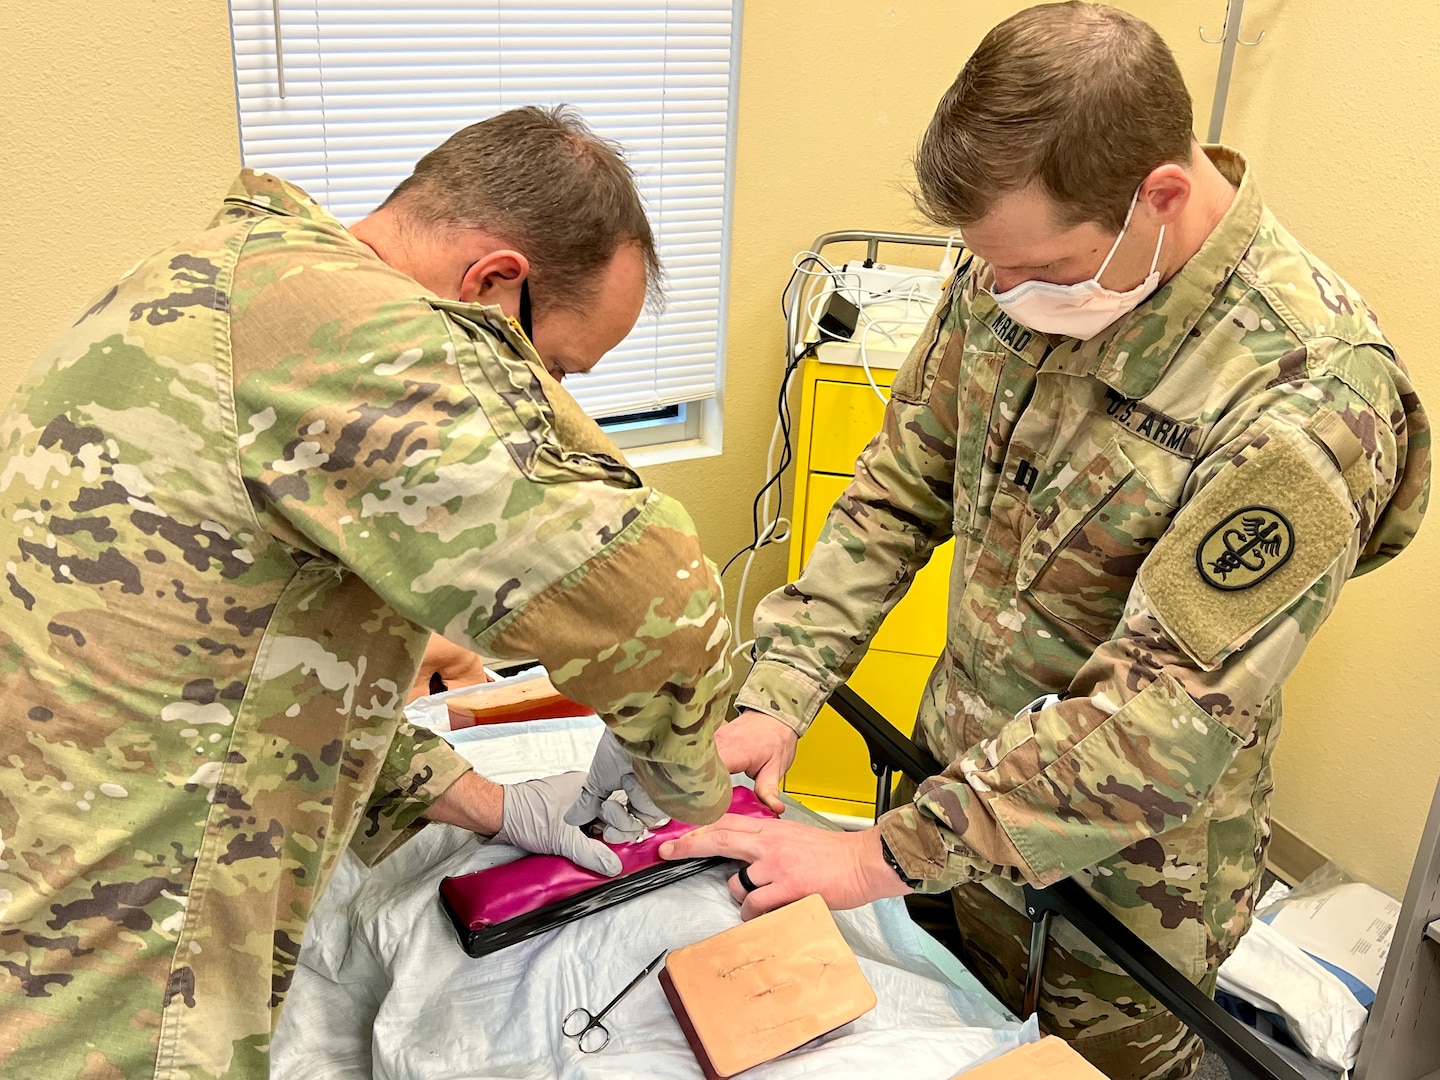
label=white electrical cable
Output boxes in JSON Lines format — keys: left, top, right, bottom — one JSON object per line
{"left": 855, "top": 279, "right": 936, "bottom": 403}
{"left": 792, "top": 249, "right": 840, "bottom": 274}
{"left": 725, "top": 253, "right": 841, "bottom": 657}
{"left": 937, "top": 229, "right": 961, "bottom": 281}
{"left": 730, "top": 406, "right": 793, "bottom": 659}
{"left": 858, "top": 316, "right": 898, "bottom": 403}
{"left": 729, "top": 516, "right": 781, "bottom": 660}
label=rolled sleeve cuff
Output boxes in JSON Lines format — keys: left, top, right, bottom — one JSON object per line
{"left": 735, "top": 660, "right": 831, "bottom": 736}
{"left": 349, "top": 726, "right": 474, "bottom": 866}
{"left": 877, "top": 803, "right": 977, "bottom": 894}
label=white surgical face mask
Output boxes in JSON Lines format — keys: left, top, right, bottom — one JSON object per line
{"left": 990, "top": 187, "right": 1165, "bottom": 340}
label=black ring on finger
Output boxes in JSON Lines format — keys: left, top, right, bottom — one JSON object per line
{"left": 736, "top": 864, "right": 758, "bottom": 893}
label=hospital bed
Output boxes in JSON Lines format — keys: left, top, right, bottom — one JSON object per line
{"left": 270, "top": 703, "right": 1039, "bottom": 1080}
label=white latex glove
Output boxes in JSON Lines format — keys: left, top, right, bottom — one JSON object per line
{"left": 494, "top": 772, "right": 630, "bottom": 876}
{"left": 564, "top": 729, "right": 670, "bottom": 843}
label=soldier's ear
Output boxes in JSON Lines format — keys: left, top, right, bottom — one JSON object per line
{"left": 461, "top": 249, "right": 530, "bottom": 309}
{"left": 1139, "top": 163, "right": 1191, "bottom": 225}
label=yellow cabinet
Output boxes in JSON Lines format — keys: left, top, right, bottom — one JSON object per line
{"left": 783, "top": 649, "right": 937, "bottom": 818}
{"left": 778, "top": 360, "right": 953, "bottom": 822}
{"left": 802, "top": 474, "right": 952, "bottom": 658}
{"left": 809, "top": 380, "right": 888, "bottom": 474}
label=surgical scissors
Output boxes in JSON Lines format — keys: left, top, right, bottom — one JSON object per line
{"left": 562, "top": 950, "right": 668, "bottom": 1053}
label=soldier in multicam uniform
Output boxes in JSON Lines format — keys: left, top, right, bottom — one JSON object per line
{"left": 662, "top": 5, "right": 1429, "bottom": 1079}
{"left": 0, "top": 107, "right": 734, "bottom": 1077}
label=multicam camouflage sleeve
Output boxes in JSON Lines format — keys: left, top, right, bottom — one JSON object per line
{"left": 735, "top": 287, "right": 964, "bottom": 730}
{"left": 231, "top": 250, "right": 733, "bottom": 825}
{"left": 349, "top": 717, "right": 474, "bottom": 865}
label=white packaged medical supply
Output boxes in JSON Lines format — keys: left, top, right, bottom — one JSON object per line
{"left": 1216, "top": 907, "right": 1367, "bottom": 1071}
{"left": 1217, "top": 865, "right": 1403, "bottom": 1072}
{"left": 1264, "top": 880, "right": 1400, "bottom": 998}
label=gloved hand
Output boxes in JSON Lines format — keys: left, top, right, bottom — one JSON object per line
{"left": 494, "top": 772, "right": 629, "bottom": 876}
{"left": 564, "top": 729, "right": 670, "bottom": 843}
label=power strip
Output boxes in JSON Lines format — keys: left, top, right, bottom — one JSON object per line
{"left": 829, "top": 260, "right": 944, "bottom": 308}
{"left": 806, "top": 260, "right": 942, "bottom": 370}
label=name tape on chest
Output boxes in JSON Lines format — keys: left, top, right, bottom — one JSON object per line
{"left": 1104, "top": 389, "right": 1200, "bottom": 458}
{"left": 972, "top": 301, "right": 1049, "bottom": 366}
{"left": 987, "top": 309, "right": 1036, "bottom": 355}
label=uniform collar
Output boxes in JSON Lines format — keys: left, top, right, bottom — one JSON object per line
{"left": 1078, "top": 146, "right": 1262, "bottom": 398}
{"left": 219, "top": 170, "right": 536, "bottom": 361}
{"left": 221, "top": 169, "right": 347, "bottom": 228}
{"left": 968, "top": 286, "right": 1052, "bottom": 368}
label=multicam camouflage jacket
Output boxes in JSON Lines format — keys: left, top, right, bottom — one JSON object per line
{"left": 739, "top": 148, "right": 1428, "bottom": 981}
{"left": 0, "top": 171, "right": 732, "bottom": 1078}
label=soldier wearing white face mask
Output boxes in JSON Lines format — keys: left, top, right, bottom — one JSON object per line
{"left": 665, "top": 4, "right": 1429, "bottom": 1079}
{"left": 988, "top": 185, "right": 1167, "bottom": 339}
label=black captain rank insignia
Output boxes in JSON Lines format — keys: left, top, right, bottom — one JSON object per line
{"left": 1197, "top": 506, "right": 1295, "bottom": 590}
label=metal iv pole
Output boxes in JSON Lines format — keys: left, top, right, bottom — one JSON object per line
{"left": 1199, "top": 0, "right": 1266, "bottom": 143}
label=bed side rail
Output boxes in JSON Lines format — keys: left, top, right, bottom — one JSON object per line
{"left": 826, "top": 683, "right": 1307, "bottom": 1080}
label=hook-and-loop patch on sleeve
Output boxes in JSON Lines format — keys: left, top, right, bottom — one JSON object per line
{"left": 1140, "top": 428, "right": 1357, "bottom": 670}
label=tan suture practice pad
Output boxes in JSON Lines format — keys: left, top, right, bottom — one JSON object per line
{"left": 954, "top": 1035, "right": 1109, "bottom": 1078}
{"left": 660, "top": 893, "right": 877, "bottom": 1078}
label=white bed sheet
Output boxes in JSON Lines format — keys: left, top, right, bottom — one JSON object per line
{"left": 271, "top": 713, "right": 1037, "bottom": 1079}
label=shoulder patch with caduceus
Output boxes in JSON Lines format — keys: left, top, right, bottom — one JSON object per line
{"left": 1196, "top": 506, "right": 1294, "bottom": 590}
{"left": 1139, "top": 431, "right": 1355, "bottom": 670}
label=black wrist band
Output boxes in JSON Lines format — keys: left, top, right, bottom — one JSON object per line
{"left": 879, "top": 834, "right": 924, "bottom": 890}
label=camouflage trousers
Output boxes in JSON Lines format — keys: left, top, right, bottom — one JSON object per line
{"left": 906, "top": 885, "right": 1208, "bottom": 1080}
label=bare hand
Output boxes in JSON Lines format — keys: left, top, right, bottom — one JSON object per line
{"left": 408, "top": 632, "right": 490, "bottom": 702}
{"left": 658, "top": 815, "right": 910, "bottom": 919}
{"left": 714, "top": 709, "right": 798, "bottom": 814}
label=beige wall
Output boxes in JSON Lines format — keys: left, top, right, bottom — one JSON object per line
{"left": 0, "top": 1, "right": 240, "bottom": 385}
{"left": 1214, "top": 1, "right": 1440, "bottom": 895}
{"left": 2, "top": 1, "right": 1435, "bottom": 894}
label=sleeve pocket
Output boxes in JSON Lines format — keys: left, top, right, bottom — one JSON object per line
{"left": 430, "top": 298, "right": 641, "bottom": 490}
{"left": 991, "top": 674, "right": 1241, "bottom": 882}
{"left": 1140, "top": 429, "right": 1356, "bottom": 670}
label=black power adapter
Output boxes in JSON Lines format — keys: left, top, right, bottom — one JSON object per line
{"left": 816, "top": 290, "right": 860, "bottom": 341}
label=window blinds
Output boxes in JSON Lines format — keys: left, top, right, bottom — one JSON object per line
{"left": 228, "top": 0, "right": 735, "bottom": 418}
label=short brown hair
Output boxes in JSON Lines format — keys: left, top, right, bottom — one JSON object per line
{"left": 914, "top": 2, "right": 1193, "bottom": 232}
{"left": 383, "top": 106, "right": 662, "bottom": 313}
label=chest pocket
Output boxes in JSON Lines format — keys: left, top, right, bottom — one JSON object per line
{"left": 1016, "top": 438, "right": 1176, "bottom": 642}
